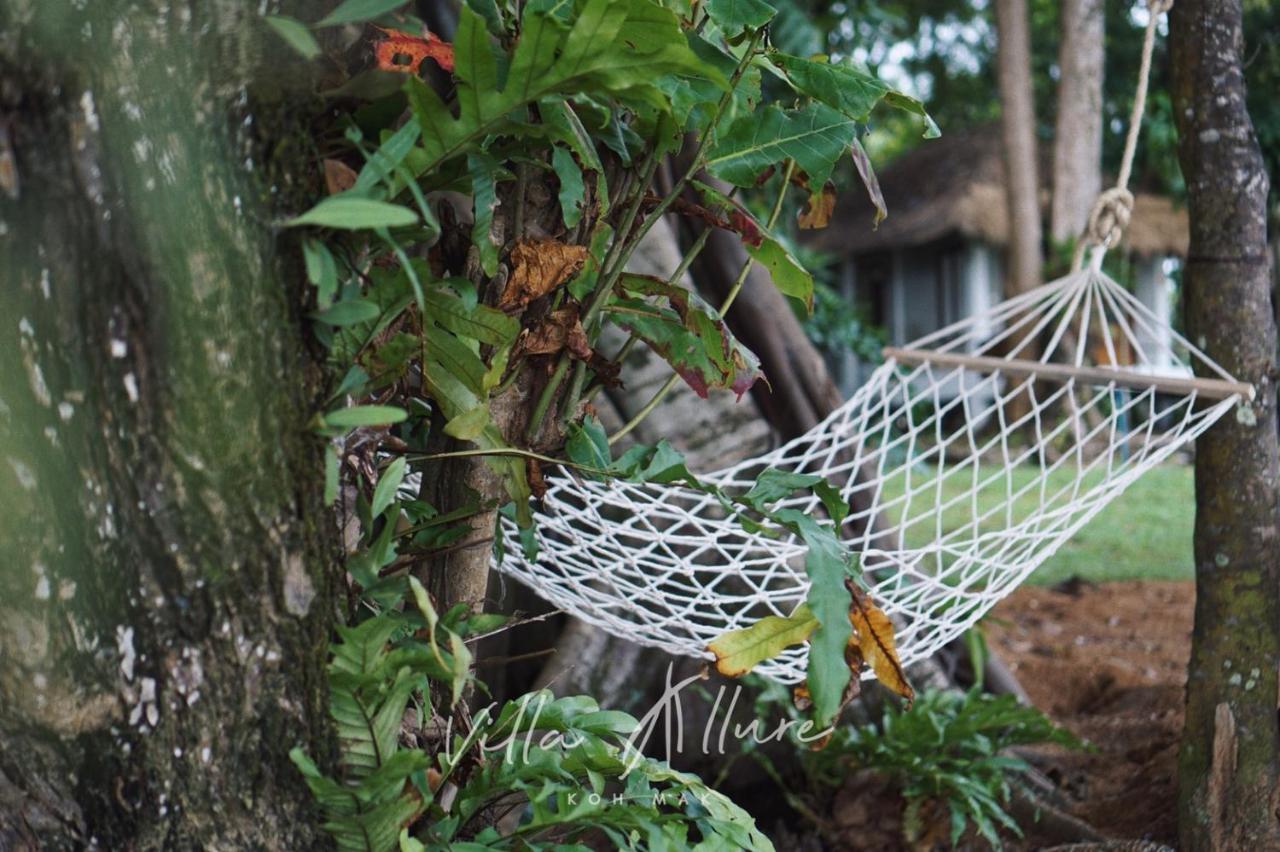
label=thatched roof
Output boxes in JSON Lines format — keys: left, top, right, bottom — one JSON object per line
{"left": 806, "top": 124, "right": 1188, "bottom": 258}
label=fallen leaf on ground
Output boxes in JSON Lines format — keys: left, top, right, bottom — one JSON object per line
{"left": 373, "top": 26, "right": 454, "bottom": 74}
{"left": 498, "top": 239, "right": 589, "bottom": 310}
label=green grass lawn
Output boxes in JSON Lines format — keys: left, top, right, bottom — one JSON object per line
{"left": 873, "top": 461, "right": 1195, "bottom": 585}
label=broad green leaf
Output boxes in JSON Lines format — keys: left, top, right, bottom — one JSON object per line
{"left": 778, "top": 511, "right": 853, "bottom": 728}
{"left": 742, "top": 468, "right": 847, "bottom": 524}
{"left": 286, "top": 195, "right": 418, "bottom": 230}
{"left": 884, "top": 91, "right": 942, "bottom": 138}
{"left": 265, "top": 15, "right": 321, "bottom": 59}
{"left": 708, "top": 604, "right": 816, "bottom": 676}
{"left": 444, "top": 406, "right": 490, "bottom": 440}
{"left": 316, "top": 0, "right": 407, "bottom": 27}
{"left": 566, "top": 416, "right": 611, "bottom": 471}
{"left": 551, "top": 145, "right": 586, "bottom": 228}
{"left": 466, "top": 152, "right": 502, "bottom": 277}
{"left": 541, "top": 99, "right": 609, "bottom": 213}
{"left": 423, "top": 287, "right": 519, "bottom": 345}
{"left": 313, "top": 299, "right": 382, "bottom": 326}
{"left": 407, "top": 0, "right": 716, "bottom": 179}
{"left": 425, "top": 321, "right": 488, "bottom": 396}
{"left": 746, "top": 234, "right": 814, "bottom": 310}
{"left": 370, "top": 457, "right": 407, "bottom": 519}
{"left": 705, "top": 0, "right": 776, "bottom": 36}
{"left": 610, "top": 273, "right": 763, "bottom": 399}
{"left": 706, "top": 102, "right": 857, "bottom": 192}
{"left": 772, "top": 53, "right": 939, "bottom": 138}
{"left": 325, "top": 405, "right": 409, "bottom": 428}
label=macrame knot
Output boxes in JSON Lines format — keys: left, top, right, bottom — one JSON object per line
{"left": 1084, "top": 186, "right": 1134, "bottom": 249}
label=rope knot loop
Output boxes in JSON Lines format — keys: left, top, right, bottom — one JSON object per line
{"left": 1085, "top": 186, "right": 1134, "bottom": 249}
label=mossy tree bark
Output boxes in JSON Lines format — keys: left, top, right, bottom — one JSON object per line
{"left": 0, "top": 1, "right": 335, "bottom": 847}
{"left": 1171, "top": 1, "right": 1280, "bottom": 848}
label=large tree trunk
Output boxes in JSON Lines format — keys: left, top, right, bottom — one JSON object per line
{"left": 995, "top": 0, "right": 1044, "bottom": 295}
{"left": 0, "top": 3, "right": 334, "bottom": 847}
{"left": 1171, "top": 1, "right": 1280, "bottom": 848}
{"left": 1051, "top": 0, "right": 1105, "bottom": 245}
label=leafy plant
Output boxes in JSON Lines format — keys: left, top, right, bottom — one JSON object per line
{"left": 291, "top": 575, "right": 773, "bottom": 851}
{"left": 805, "top": 688, "right": 1085, "bottom": 848}
{"left": 273, "top": 0, "right": 939, "bottom": 836}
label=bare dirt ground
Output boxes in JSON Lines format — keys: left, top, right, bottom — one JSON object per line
{"left": 986, "top": 579, "right": 1194, "bottom": 847}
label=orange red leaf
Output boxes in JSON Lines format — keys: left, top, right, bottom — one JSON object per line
{"left": 373, "top": 26, "right": 454, "bottom": 74}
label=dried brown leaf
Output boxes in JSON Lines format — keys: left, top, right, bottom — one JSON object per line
{"left": 498, "top": 239, "right": 589, "bottom": 310}
{"left": 798, "top": 181, "right": 836, "bottom": 230}
{"left": 847, "top": 583, "right": 913, "bottom": 705}
{"left": 324, "top": 158, "right": 358, "bottom": 195}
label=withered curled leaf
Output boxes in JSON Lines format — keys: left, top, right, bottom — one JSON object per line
{"left": 797, "top": 181, "right": 836, "bottom": 230}
{"left": 498, "top": 239, "right": 589, "bottom": 310}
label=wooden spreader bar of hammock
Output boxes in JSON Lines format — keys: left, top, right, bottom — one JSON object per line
{"left": 883, "top": 346, "right": 1255, "bottom": 402}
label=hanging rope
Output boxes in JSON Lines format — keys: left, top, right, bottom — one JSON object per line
{"left": 1074, "top": 0, "right": 1175, "bottom": 268}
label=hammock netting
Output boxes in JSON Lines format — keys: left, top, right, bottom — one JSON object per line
{"left": 494, "top": 261, "right": 1249, "bottom": 683}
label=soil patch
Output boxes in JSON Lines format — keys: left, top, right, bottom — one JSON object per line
{"left": 986, "top": 579, "right": 1193, "bottom": 846}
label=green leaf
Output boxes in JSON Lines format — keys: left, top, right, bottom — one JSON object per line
{"left": 316, "top": 0, "right": 407, "bottom": 27}
{"left": 708, "top": 604, "right": 816, "bottom": 676}
{"left": 541, "top": 99, "right": 609, "bottom": 213}
{"left": 551, "top": 145, "right": 586, "bottom": 229}
{"left": 444, "top": 406, "right": 490, "bottom": 440}
{"left": 771, "top": 53, "right": 939, "bottom": 138}
{"left": 706, "top": 102, "right": 857, "bottom": 192}
{"left": 313, "top": 299, "right": 382, "bottom": 326}
{"left": 407, "top": 0, "right": 716, "bottom": 180}
{"left": 610, "top": 273, "right": 762, "bottom": 399}
{"left": 265, "top": 15, "right": 321, "bottom": 60}
{"left": 371, "top": 457, "right": 407, "bottom": 519}
{"left": 466, "top": 152, "right": 502, "bottom": 277}
{"left": 303, "top": 238, "right": 340, "bottom": 309}
{"left": 780, "top": 511, "right": 853, "bottom": 728}
{"left": 566, "top": 415, "right": 611, "bottom": 471}
{"left": 325, "top": 405, "right": 409, "bottom": 428}
{"left": 705, "top": 0, "right": 776, "bottom": 36}
{"left": 746, "top": 234, "right": 814, "bottom": 310}
{"left": 424, "top": 323, "right": 488, "bottom": 396}
{"left": 287, "top": 195, "right": 419, "bottom": 230}
{"left": 884, "top": 91, "right": 942, "bottom": 139}
{"left": 423, "top": 287, "right": 519, "bottom": 346}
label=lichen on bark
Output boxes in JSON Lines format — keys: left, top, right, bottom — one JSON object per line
{"left": 0, "top": 1, "right": 336, "bottom": 847}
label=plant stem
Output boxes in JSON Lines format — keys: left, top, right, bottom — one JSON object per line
{"left": 608, "top": 158, "right": 796, "bottom": 447}
{"left": 527, "top": 150, "right": 657, "bottom": 442}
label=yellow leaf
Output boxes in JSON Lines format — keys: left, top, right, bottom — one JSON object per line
{"left": 708, "top": 604, "right": 818, "bottom": 677}
{"left": 848, "top": 587, "right": 914, "bottom": 705}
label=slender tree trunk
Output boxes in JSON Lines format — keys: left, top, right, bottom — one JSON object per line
{"left": 1051, "top": 0, "right": 1105, "bottom": 245}
{"left": 0, "top": 3, "right": 335, "bottom": 848}
{"left": 995, "top": 0, "right": 1044, "bottom": 295}
{"left": 1171, "top": 1, "right": 1280, "bottom": 848}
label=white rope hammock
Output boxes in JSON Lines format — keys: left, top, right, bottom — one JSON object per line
{"left": 495, "top": 254, "right": 1250, "bottom": 682}
{"left": 490, "top": 0, "right": 1250, "bottom": 684}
